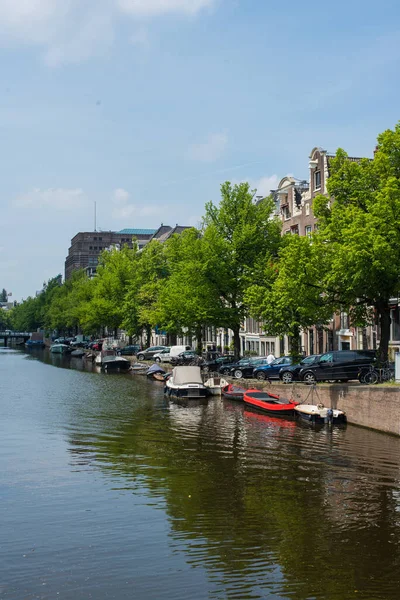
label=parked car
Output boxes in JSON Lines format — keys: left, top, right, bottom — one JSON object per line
{"left": 137, "top": 345, "right": 169, "bottom": 361}
{"left": 226, "top": 357, "right": 270, "bottom": 379}
{"left": 89, "top": 339, "right": 104, "bottom": 351}
{"left": 202, "top": 354, "right": 236, "bottom": 373}
{"left": 253, "top": 357, "right": 293, "bottom": 380}
{"left": 153, "top": 348, "right": 172, "bottom": 362}
{"left": 117, "top": 344, "right": 142, "bottom": 356}
{"left": 170, "top": 345, "right": 192, "bottom": 358}
{"left": 299, "top": 350, "right": 376, "bottom": 384}
{"left": 279, "top": 354, "right": 321, "bottom": 384}
{"left": 170, "top": 350, "right": 199, "bottom": 365}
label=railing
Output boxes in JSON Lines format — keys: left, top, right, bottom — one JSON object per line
{"left": 0, "top": 331, "right": 31, "bottom": 337}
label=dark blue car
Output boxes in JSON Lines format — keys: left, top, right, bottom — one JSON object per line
{"left": 253, "top": 357, "right": 293, "bottom": 380}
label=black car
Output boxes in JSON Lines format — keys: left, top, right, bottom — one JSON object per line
{"left": 117, "top": 344, "right": 141, "bottom": 356}
{"left": 279, "top": 354, "right": 321, "bottom": 384}
{"left": 226, "top": 357, "right": 270, "bottom": 379}
{"left": 137, "top": 346, "right": 169, "bottom": 361}
{"left": 299, "top": 350, "right": 376, "bottom": 384}
{"left": 202, "top": 355, "right": 236, "bottom": 373}
{"left": 253, "top": 357, "right": 293, "bottom": 380}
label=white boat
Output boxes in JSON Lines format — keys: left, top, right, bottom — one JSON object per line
{"left": 295, "top": 403, "right": 346, "bottom": 424}
{"left": 165, "top": 366, "right": 208, "bottom": 399}
{"left": 203, "top": 375, "right": 229, "bottom": 396}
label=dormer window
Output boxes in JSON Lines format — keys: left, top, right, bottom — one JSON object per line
{"left": 314, "top": 171, "right": 321, "bottom": 190}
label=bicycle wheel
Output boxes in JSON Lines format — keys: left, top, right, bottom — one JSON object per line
{"left": 364, "top": 371, "right": 378, "bottom": 384}
{"left": 382, "top": 368, "right": 395, "bottom": 382}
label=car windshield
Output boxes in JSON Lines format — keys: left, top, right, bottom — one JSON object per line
{"left": 301, "top": 355, "right": 317, "bottom": 365}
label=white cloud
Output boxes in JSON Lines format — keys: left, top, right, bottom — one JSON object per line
{"left": 0, "top": 0, "right": 215, "bottom": 65}
{"left": 252, "top": 175, "right": 280, "bottom": 197}
{"left": 111, "top": 187, "right": 160, "bottom": 218}
{"left": 188, "top": 132, "right": 228, "bottom": 162}
{"left": 14, "top": 187, "right": 87, "bottom": 210}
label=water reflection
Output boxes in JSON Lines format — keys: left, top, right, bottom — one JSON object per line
{"left": 2, "top": 348, "right": 400, "bottom": 599}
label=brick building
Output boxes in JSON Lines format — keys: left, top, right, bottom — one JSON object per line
{"left": 64, "top": 228, "right": 156, "bottom": 280}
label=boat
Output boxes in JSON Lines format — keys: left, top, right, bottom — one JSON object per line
{"left": 165, "top": 366, "right": 208, "bottom": 399}
{"left": 153, "top": 372, "right": 167, "bottom": 382}
{"left": 295, "top": 404, "right": 346, "bottom": 424}
{"left": 71, "top": 349, "right": 85, "bottom": 358}
{"left": 130, "top": 362, "right": 148, "bottom": 374}
{"left": 25, "top": 339, "right": 45, "bottom": 348}
{"left": 50, "top": 343, "right": 70, "bottom": 354}
{"left": 222, "top": 383, "right": 247, "bottom": 401}
{"left": 203, "top": 375, "right": 229, "bottom": 395}
{"left": 146, "top": 363, "right": 166, "bottom": 380}
{"left": 243, "top": 389, "right": 298, "bottom": 416}
{"left": 101, "top": 355, "right": 131, "bottom": 373}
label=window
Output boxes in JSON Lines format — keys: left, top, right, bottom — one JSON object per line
{"left": 282, "top": 205, "right": 291, "bottom": 220}
{"left": 320, "top": 353, "right": 333, "bottom": 363}
{"left": 89, "top": 246, "right": 93, "bottom": 250}
{"left": 305, "top": 203, "right": 310, "bottom": 216}
{"left": 99, "top": 237, "right": 102, "bottom": 241}
{"left": 94, "top": 236, "right": 97, "bottom": 240}
{"left": 270, "top": 342, "right": 275, "bottom": 355}
{"left": 305, "top": 225, "right": 312, "bottom": 237}
{"left": 314, "top": 171, "right": 321, "bottom": 190}
{"left": 93, "top": 246, "right": 97, "bottom": 250}
{"left": 291, "top": 225, "right": 299, "bottom": 235}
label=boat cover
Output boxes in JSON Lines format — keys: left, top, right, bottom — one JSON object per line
{"left": 172, "top": 366, "right": 203, "bottom": 385}
{"left": 147, "top": 363, "right": 166, "bottom": 375}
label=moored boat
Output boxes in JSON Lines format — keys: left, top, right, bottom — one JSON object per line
{"left": 243, "top": 389, "right": 298, "bottom": 416}
{"left": 101, "top": 355, "right": 130, "bottom": 373}
{"left": 221, "top": 383, "right": 246, "bottom": 401}
{"left": 25, "top": 339, "right": 45, "bottom": 349}
{"left": 165, "top": 366, "right": 208, "bottom": 399}
{"left": 295, "top": 404, "right": 346, "bottom": 425}
{"left": 146, "top": 363, "right": 166, "bottom": 380}
{"left": 203, "top": 375, "right": 229, "bottom": 395}
{"left": 50, "top": 343, "right": 70, "bottom": 354}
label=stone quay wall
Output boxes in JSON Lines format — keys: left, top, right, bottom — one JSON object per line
{"left": 250, "top": 381, "right": 400, "bottom": 436}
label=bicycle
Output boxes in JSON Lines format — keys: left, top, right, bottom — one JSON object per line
{"left": 359, "top": 361, "right": 395, "bottom": 385}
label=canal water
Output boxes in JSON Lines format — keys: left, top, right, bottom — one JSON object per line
{"left": 1, "top": 348, "right": 400, "bottom": 600}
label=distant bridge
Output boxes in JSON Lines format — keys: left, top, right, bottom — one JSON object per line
{"left": 0, "top": 331, "right": 32, "bottom": 346}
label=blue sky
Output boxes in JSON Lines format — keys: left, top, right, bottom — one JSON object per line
{"left": 1, "top": 0, "right": 400, "bottom": 300}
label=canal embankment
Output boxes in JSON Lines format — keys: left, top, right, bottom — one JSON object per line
{"left": 244, "top": 380, "right": 400, "bottom": 436}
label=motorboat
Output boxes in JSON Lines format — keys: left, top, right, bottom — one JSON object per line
{"left": 101, "top": 355, "right": 131, "bottom": 373}
{"left": 295, "top": 404, "right": 346, "bottom": 424}
{"left": 203, "top": 375, "right": 229, "bottom": 395}
{"left": 50, "top": 343, "right": 70, "bottom": 354}
{"left": 221, "top": 383, "right": 246, "bottom": 401}
{"left": 25, "top": 339, "right": 45, "bottom": 349}
{"left": 165, "top": 366, "right": 208, "bottom": 399}
{"left": 146, "top": 363, "right": 166, "bottom": 380}
{"left": 71, "top": 349, "right": 85, "bottom": 358}
{"left": 243, "top": 389, "right": 298, "bottom": 416}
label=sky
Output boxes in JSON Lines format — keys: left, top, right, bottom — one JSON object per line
{"left": 1, "top": 0, "right": 400, "bottom": 300}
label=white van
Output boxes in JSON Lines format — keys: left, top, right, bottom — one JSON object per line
{"left": 169, "top": 345, "right": 192, "bottom": 359}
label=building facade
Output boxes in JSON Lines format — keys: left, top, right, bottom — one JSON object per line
{"left": 65, "top": 228, "right": 156, "bottom": 280}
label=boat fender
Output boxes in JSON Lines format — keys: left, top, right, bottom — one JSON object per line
{"left": 317, "top": 403, "right": 324, "bottom": 410}
{"left": 327, "top": 408, "right": 334, "bottom": 424}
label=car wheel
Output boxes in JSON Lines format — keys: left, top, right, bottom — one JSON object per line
{"left": 234, "top": 369, "right": 243, "bottom": 379}
{"left": 221, "top": 368, "right": 230, "bottom": 375}
{"left": 137, "top": 354, "right": 145, "bottom": 361}
{"left": 256, "top": 372, "right": 266, "bottom": 381}
{"left": 303, "top": 372, "right": 316, "bottom": 385}
{"left": 281, "top": 371, "right": 293, "bottom": 384}
{"left": 155, "top": 357, "right": 161, "bottom": 363}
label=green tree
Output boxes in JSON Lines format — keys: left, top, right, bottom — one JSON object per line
{"left": 157, "top": 228, "right": 225, "bottom": 353}
{"left": 247, "top": 235, "right": 333, "bottom": 360}
{"left": 0, "top": 288, "right": 7, "bottom": 303}
{"left": 202, "top": 182, "right": 282, "bottom": 357}
{"left": 313, "top": 123, "right": 400, "bottom": 362}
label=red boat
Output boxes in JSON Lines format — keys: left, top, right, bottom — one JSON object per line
{"left": 222, "top": 383, "right": 246, "bottom": 401}
{"left": 243, "top": 389, "right": 299, "bottom": 416}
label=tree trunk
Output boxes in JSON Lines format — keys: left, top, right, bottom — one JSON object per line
{"left": 233, "top": 325, "right": 241, "bottom": 360}
{"left": 290, "top": 325, "right": 302, "bottom": 362}
{"left": 377, "top": 301, "right": 391, "bottom": 363}
{"left": 195, "top": 325, "right": 203, "bottom": 356}
{"left": 145, "top": 324, "right": 151, "bottom": 347}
